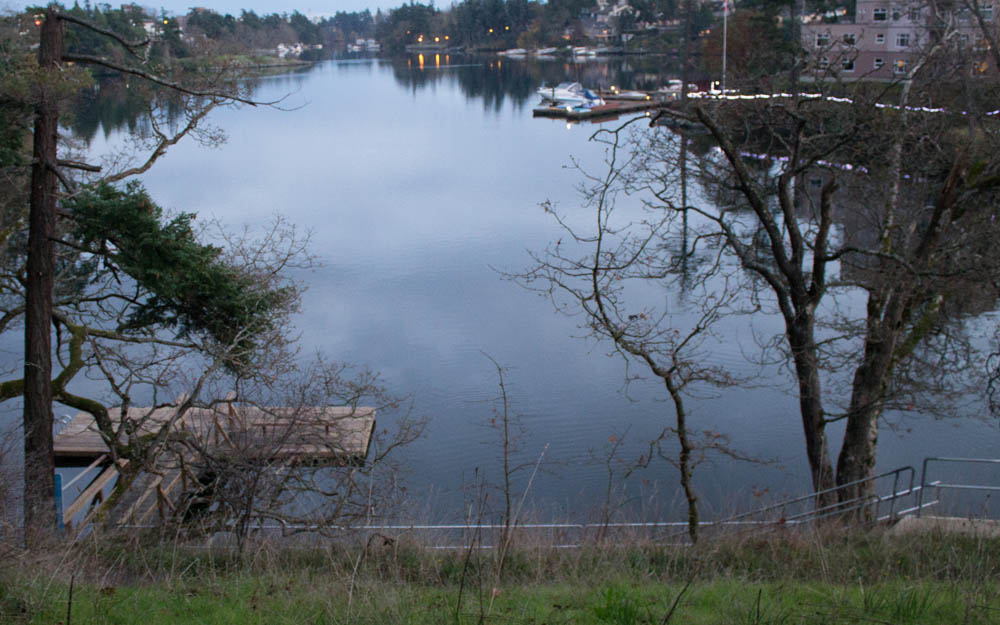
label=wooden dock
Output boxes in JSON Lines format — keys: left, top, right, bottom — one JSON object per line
{"left": 55, "top": 402, "right": 376, "bottom": 530}
{"left": 55, "top": 404, "right": 375, "bottom": 462}
{"left": 532, "top": 98, "right": 662, "bottom": 122}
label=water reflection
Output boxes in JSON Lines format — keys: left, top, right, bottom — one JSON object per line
{"left": 68, "top": 80, "right": 161, "bottom": 142}
{"left": 67, "top": 68, "right": 315, "bottom": 144}
{"left": 52, "top": 57, "right": 1000, "bottom": 523}
{"left": 387, "top": 54, "right": 687, "bottom": 112}
{"left": 69, "top": 55, "right": 687, "bottom": 142}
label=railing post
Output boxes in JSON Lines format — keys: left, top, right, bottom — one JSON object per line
{"left": 54, "top": 473, "right": 63, "bottom": 533}
{"left": 888, "top": 469, "right": 900, "bottom": 522}
{"left": 917, "top": 458, "right": 931, "bottom": 518}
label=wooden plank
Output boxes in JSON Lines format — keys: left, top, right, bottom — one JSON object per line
{"left": 55, "top": 405, "right": 376, "bottom": 462}
{"left": 61, "top": 454, "right": 107, "bottom": 491}
{"left": 214, "top": 416, "right": 235, "bottom": 448}
{"left": 62, "top": 459, "right": 127, "bottom": 525}
{"left": 125, "top": 474, "right": 163, "bottom": 524}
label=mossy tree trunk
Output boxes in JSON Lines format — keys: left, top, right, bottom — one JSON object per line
{"left": 23, "top": 7, "right": 63, "bottom": 543}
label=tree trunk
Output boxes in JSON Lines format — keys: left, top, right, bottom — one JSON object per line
{"left": 665, "top": 376, "right": 698, "bottom": 543}
{"left": 836, "top": 295, "right": 896, "bottom": 513}
{"left": 23, "top": 7, "right": 62, "bottom": 544}
{"left": 835, "top": 400, "right": 879, "bottom": 514}
{"left": 788, "top": 319, "right": 836, "bottom": 510}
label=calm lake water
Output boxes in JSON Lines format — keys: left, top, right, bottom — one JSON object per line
{"left": 13, "top": 56, "right": 999, "bottom": 523}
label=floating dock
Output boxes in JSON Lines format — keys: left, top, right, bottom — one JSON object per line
{"left": 55, "top": 402, "right": 376, "bottom": 529}
{"left": 55, "top": 404, "right": 376, "bottom": 462}
{"left": 532, "top": 98, "right": 663, "bottom": 122}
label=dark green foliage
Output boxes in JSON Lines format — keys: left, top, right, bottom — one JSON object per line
{"left": 329, "top": 10, "right": 376, "bottom": 41}
{"left": 66, "top": 182, "right": 294, "bottom": 360}
{"left": 63, "top": 2, "right": 146, "bottom": 59}
{"left": 0, "top": 21, "right": 34, "bottom": 169}
{"left": 375, "top": 2, "right": 440, "bottom": 53}
{"left": 288, "top": 11, "right": 321, "bottom": 46}
{"left": 58, "top": 3, "right": 188, "bottom": 65}
{"left": 452, "top": 0, "right": 540, "bottom": 47}
{"left": 186, "top": 9, "right": 237, "bottom": 40}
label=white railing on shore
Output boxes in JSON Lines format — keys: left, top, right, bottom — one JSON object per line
{"left": 94, "top": 456, "right": 1000, "bottom": 546}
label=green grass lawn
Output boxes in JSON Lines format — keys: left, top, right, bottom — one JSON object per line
{"left": 2, "top": 528, "right": 998, "bottom": 624}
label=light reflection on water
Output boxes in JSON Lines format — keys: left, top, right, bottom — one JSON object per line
{"left": 8, "top": 57, "right": 998, "bottom": 523}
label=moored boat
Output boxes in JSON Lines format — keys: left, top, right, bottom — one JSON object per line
{"left": 604, "top": 85, "right": 651, "bottom": 101}
{"left": 536, "top": 81, "right": 605, "bottom": 108}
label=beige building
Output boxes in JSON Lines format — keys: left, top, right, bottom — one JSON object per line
{"left": 802, "top": 1, "right": 995, "bottom": 79}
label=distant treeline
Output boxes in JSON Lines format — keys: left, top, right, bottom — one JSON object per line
{"left": 373, "top": 0, "right": 703, "bottom": 54}
{"left": 45, "top": 2, "right": 379, "bottom": 60}
{"left": 39, "top": 1, "right": 743, "bottom": 60}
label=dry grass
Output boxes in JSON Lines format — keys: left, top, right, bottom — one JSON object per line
{"left": 0, "top": 521, "right": 997, "bottom": 624}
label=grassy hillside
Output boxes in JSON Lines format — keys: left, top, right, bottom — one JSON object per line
{"left": 1, "top": 525, "right": 997, "bottom": 624}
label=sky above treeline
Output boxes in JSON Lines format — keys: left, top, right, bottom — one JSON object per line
{"left": 2, "top": 2, "right": 391, "bottom": 19}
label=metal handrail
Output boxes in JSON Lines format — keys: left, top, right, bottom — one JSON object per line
{"left": 97, "top": 458, "right": 1000, "bottom": 545}
{"left": 917, "top": 457, "right": 1000, "bottom": 517}
{"left": 703, "top": 465, "right": 916, "bottom": 528}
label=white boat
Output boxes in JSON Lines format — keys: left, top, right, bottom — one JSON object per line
{"left": 572, "top": 46, "right": 597, "bottom": 57}
{"left": 534, "top": 47, "right": 557, "bottom": 55}
{"left": 606, "top": 85, "right": 651, "bottom": 101}
{"left": 657, "top": 80, "right": 698, "bottom": 94}
{"left": 536, "top": 82, "right": 605, "bottom": 108}
{"left": 500, "top": 48, "right": 527, "bottom": 56}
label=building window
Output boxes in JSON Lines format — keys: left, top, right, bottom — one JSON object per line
{"left": 984, "top": 4, "right": 994, "bottom": 21}
{"left": 894, "top": 59, "right": 907, "bottom": 73}
{"left": 809, "top": 178, "right": 823, "bottom": 188}
{"left": 874, "top": 57, "right": 884, "bottom": 69}
{"left": 842, "top": 57, "right": 855, "bottom": 71}
{"left": 819, "top": 56, "right": 830, "bottom": 68}
{"left": 892, "top": 7, "right": 902, "bottom": 20}
{"left": 816, "top": 32, "right": 830, "bottom": 47}
{"left": 842, "top": 33, "right": 856, "bottom": 45}
{"left": 908, "top": 7, "right": 921, "bottom": 21}
{"left": 896, "top": 32, "right": 910, "bottom": 47}
{"left": 873, "top": 7, "right": 888, "bottom": 21}
{"left": 875, "top": 32, "right": 886, "bottom": 44}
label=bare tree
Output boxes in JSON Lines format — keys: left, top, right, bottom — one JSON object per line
{"left": 517, "top": 125, "right": 759, "bottom": 542}
{"left": 478, "top": 352, "right": 532, "bottom": 548}
{"left": 564, "top": 13, "right": 1000, "bottom": 513}
{"left": 150, "top": 359, "right": 424, "bottom": 556}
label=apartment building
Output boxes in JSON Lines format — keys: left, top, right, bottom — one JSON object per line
{"left": 802, "top": 1, "right": 994, "bottom": 79}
